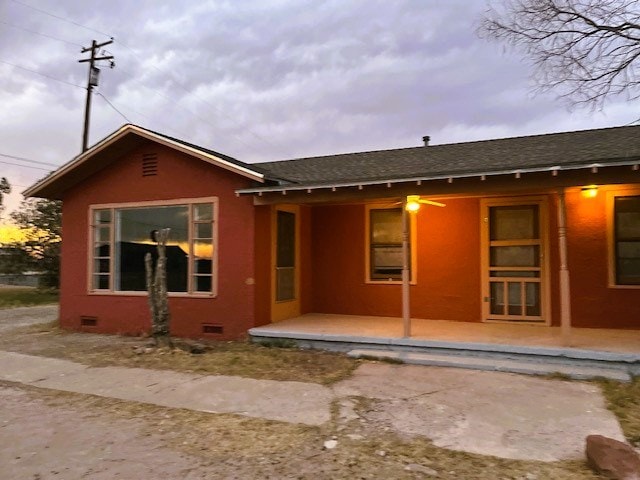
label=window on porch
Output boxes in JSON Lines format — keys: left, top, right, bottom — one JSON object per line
{"left": 367, "top": 207, "right": 413, "bottom": 282}
{"left": 614, "top": 195, "right": 640, "bottom": 285}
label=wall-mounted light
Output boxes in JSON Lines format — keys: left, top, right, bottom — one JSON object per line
{"left": 406, "top": 195, "right": 422, "bottom": 212}
{"left": 581, "top": 185, "right": 598, "bottom": 198}
{"left": 405, "top": 195, "right": 445, "bottom": 212}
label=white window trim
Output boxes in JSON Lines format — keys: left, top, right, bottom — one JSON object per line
{"left": 87, "top": 197, "right": 219, "bottom": 297}
{"left": 364, "top": 203, "right": 417, "bottom": 285}
{"left": 607, "top": 186, "right": 640, "bottom": 289}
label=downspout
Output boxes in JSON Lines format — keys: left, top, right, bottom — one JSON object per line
{"left": 557, "top": 188, "right": 572, "bottom": 346}
{"left": 402, "top": 200, "right": 411, "bottom": 337}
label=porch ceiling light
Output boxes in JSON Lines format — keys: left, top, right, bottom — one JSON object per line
{"left": 581, "top": 185, "right": 598, "bottom": 198}
{"left": 405, "top": 195, "right": 446, "bottom": 212}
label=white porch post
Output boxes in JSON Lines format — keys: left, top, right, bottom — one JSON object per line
{"left": 402, "top": 201, "right": 411, "bottom": 337}
{"left": 557, "top": 188, "right": 572, "bottom": 346}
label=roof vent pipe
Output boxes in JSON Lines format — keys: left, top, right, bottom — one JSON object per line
{"left": 422, "top": 135, "right": 430, "bottom": 146}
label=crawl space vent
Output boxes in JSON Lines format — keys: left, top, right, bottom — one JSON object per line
{"left": 80, "top": 316, "right": 98, "bottom": 327}
{"left": 142, "top": 153, "right": 158, "bottom": 176}
{"left": 202, "top": 324, "right": 223, "bottom": 335}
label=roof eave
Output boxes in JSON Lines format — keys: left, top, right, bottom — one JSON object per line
{"left": 236, "top": 159, "right": 640, "bottom": 195}
{"left": 24, "top": 124, "right": 264, "bottom": 199}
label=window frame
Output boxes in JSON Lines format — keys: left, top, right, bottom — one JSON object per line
{"left": 607, "top": 187, "right": 640, "bottom": 289}
{"left": 364, "top": 204, "right": 417, "bottom": 285}
{"left": 87, "top": 197, "right": 219, "bottom": 297}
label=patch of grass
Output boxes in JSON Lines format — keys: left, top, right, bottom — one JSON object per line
{"left": 87, "top": 341, "right": 360, "bottom": 385}
{"left": 0, "top": 287, "right": 58, "bottom": 308}
{"left": 0, "top": 322, "right": 358, "bottom": 385}
{"left": 597, "top": 376, "right": 640, "bottom": 446}
{"left": 253, "top": 337, "right": 298, "bottom": 349}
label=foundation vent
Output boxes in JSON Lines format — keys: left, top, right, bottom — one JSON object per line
{"left": 80, "top": 316, "right": 98, "bottom": 327}
{"left": 142, "top": 153, "right": 158, "bottom": 176}
{"left": 202, "top": 324, "right": 223, "bottom": 335}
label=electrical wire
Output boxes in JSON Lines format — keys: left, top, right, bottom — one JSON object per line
{"left": 96, "top": 92, "right": 130, "bottom": 123}
{"left": 0, "top": 153, "right": 58, "bottom": 167}
{"left": 0, "top": 159, "right": 52, "bottom": 171}
{"left": 0, "top": 60, "right": 84, "bottom": 89}
{"left": 8, "top": 0, "right": 293, "bottom": 158}
{"left": 10, "top": 0, "right": 112, "bottom": 39}
{"left": 116, "top": 39, "right": 290, "bottom": 156}
{"left": 0, "top": 20, "right": 84, "bottom": 48}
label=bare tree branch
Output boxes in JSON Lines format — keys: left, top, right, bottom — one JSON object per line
{"left": 478, "top": 0, "right": 640, "bottom": 108}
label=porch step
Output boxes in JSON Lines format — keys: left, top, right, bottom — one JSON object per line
{"left": 347, "top": 349, "right": 632, "bottom": 382}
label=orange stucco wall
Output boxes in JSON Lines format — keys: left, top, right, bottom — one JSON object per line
{"left": 59, "top": 141, "right": 257, "bottom": 340}
{"left": 566, "top": 189, "right": 640, "bottom": 328}
{"left": 306, "top": 193, "right": 637, "bottom": 329}
{"left": 309, "top": 199, "right": 483, "bottom": 321}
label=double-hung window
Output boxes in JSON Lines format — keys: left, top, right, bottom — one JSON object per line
{"left": 367, "top": 206, "right": 415, "bottom": 282}
{"left": 613, "top": 194, "right": 640, "bottom": 286}
{"left": 90, "top": 198, "right": 217, "bottom": 295}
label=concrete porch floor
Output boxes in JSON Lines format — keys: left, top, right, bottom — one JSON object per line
{"left": 250, "top": 313, "right": 640, "bottom": 355}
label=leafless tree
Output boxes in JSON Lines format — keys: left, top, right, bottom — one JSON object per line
{"left": 145, "top": 228, "right": 173, "bottom": 348}
{"left": 0, "top": 178, "right": 10, "bottom": 218}
{"left": 478, "top": 0, "right": 640, "bottom": 108}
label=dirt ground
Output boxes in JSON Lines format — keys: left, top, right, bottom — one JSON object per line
{"left": 0, "top": 306, "right": 611, "bottom": 479}
{"left": 1, "top": 381, "right": 599, "bottom": 480}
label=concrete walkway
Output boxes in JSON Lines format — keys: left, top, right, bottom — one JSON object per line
{"left": 0, "top": 351, "right": 332, "bottom": 426}
{"left": 0, "top": 349, "right": 626, "bottom": 461}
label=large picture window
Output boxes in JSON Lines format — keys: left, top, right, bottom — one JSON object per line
{"left": 90, "top": 199, "right": 217, "bottom": 295}
{"left": 367, "top": 206, "right": 414, "bottom": 282}
{"left": 613, "top": 195, "right": 640, "bottom": 286}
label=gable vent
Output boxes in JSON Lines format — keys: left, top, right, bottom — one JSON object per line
{"left": 142, "top": 153, "right": 158, "bottom": 176}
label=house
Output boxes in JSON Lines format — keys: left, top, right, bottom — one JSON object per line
{"left": 24, "top": 124, "right": 640, "bottom": 343}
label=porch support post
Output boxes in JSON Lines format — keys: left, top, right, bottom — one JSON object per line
{"left": 557, "top": 188, "right": 572, "bottom": 346}
{"left": 402, "top": 201, "right": 411, "bottom": 337}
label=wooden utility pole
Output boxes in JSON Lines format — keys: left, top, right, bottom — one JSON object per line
{"left": 79, "top": 39, "right": 114, "bottom": 152}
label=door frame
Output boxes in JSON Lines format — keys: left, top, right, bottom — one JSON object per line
{"left": 270, "top": 204, "right": 301, "bottom": 322}
{"left": 480, "top": 196, "right": 551, "bottom": 325}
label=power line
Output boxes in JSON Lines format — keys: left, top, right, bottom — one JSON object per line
{"left": 114, "top": 40, "right": 292, "bottom": 157}
{"left": 0, "top": 159, "right": 51, "bottom": 171}
{"left": 0, "top": 20, "right": 84, "bottom": 48}
{"left": 0, "top": 153, "right": 58, "bottom": 167}
{"left": 9, "top": 0, "right": 292, "bottom": 157}
{"left": 96, "top": 92, "right": 130, "bottom": 123}
{"left": 0, "top": 59, "right": 84, "bottom": 89}
{"left": 10, "top": 0, "right": 111, "bottom": 39}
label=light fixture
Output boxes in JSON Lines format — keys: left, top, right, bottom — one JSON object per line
{"left": 405, "top": 195, "right": 445, "bottom": 212}
{"left": 581, "top": 185, "right": 598, "bottom": 198}
{"left": 406, "top": 195, "right": 421, "bottom": 212}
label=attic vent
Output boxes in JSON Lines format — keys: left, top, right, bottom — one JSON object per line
{"left": 80, "top": 316, "right": 98, "bottom": 327}
{"left": 142, "top": 153, "right": 158, "bottom": 176}
{"left": 202, "top": 324, "right": 223, "bottom": 335}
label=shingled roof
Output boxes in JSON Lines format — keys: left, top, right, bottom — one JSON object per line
{"left": 251, "top": 125, "right": 640, "bottom": 190}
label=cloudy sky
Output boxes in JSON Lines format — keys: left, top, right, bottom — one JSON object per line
{"left": 0, "top": 0, "right": 637, "bottom": 216}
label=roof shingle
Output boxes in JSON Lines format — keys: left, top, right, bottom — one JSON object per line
{"left": 256, "top": 125, "right": 640, "bottom": 186}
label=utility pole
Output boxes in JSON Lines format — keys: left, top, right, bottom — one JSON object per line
{"left": 79, "top": 39, "right": 115, "bottom": 152}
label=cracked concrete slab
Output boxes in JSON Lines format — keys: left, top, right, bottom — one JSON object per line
{"left": 0, "top": 351, "right": 332, "bottom": 425}
{"left": 333, "top": 363, "right": 625, "bottom": 461}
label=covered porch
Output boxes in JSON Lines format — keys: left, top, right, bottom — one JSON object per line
{"left": 249, "top": 314, "right": 640, "bottom": 380}
{"left": 251, "top": 313, "right": 640, "bottom": 354}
